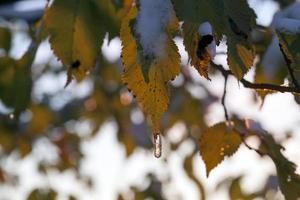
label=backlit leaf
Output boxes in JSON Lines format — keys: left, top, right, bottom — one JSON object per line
{"left": 0, "top": 51, "right": 34, "bottom": 117}
{"left": 120, "top": 6, "right": 180, "bottom": 133}
{"left": 182, "top": 22, "right": 211, "bottom": 78}
{"left": 45, "top": 0, "right": 108, "bottom": 81}
{"left": 227, "top": 41, "right": 255, "bottom": 79}
{"left": 173, "top": 0, "right": 256, "bottom": 79}
{"left": 28, "top": 104, "right": 55, "bottom": 135}
{"left": 27, "top": 189, "right": 57, "bottom": 200}
{"left": 277, "top": 32, "right": 300, "bottom": 103}
{"left": 199, "top": 122, "right": 242, "bottom": 176}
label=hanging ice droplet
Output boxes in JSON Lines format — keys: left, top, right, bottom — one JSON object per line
{"left": 153, "top": 133, "right": 162, "bottom": 158}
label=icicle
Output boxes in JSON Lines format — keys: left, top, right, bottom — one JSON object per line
{"left": 153, "top": 133, "right": 162, "bottom": 158}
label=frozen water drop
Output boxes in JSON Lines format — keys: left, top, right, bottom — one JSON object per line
{"left": 153, "top": 133, "right": 162, "bottom": 158}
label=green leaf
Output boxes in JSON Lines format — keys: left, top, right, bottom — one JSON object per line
{"left": 0, "top": 26, "right": 11, "bottom": 53}
{"left": 45, "top": 0, "right": 109, "bottom": 82}
{"left": 199, "top": 122, "right": 242, "bottom": 177}
{"left": 259, "top": 134, "right": 300, "bottom": 200}
{"left": 277, "top": 32, "right": 300, "bottom": 71}
{"left": 224, "top": 0, "right": 256, "bottom": 36}
{"left": 240, "top": 120, "right": 300, "bottom": 200}
{"left": 227, "top": 177, "right": 261, "bottom": 200}
{"left": 227, "top": 40, "right": 255, "bottom": 79}
{"left": 172, "top": 0, "right": 256, "bottom": 79}
{"left": 171, "top": 0, "right": 224, "bottom": 28}
{"left": 224, "top": 0, "right": 257, "bottom": 79}
{"left": 0, "top": 51, "right": 34, "bottom": 117}
{"left": 27, "top": 189, "right": 57, "bottom": 200}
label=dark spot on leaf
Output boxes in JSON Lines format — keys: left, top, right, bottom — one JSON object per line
{"left": 197, "top": 35, "right": 214, "bottom": 59}
{"left": 228, "top": 18, "right": 248, "bottom": 40}
{"left": 71, "top": 60, "right": 81, "bottom": 69}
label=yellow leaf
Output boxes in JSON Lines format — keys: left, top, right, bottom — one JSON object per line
{"left": 28, "top": 104, "right": 54, "bottom": 135}
{"left": 45, "top": 0, "right": 107, "bottom": 81}
{"left": 182, "top": 22, "right": 211, "bottom": 78}
{"left": 199, "top": 122, "right": 242, "bottom": 176}
{"left": 120, "top": 7, "right": 180, "bottom": 133}
{"left": 227, "top": 42, "right": 255, "bottom": 79}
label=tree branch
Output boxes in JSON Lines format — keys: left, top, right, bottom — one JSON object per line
{"left": 279, "top": 43, "right": 300, "bottom": 88}
{"left": 221, "top": 75, "right": 229, "bottom": 121}
{"left": 211, "top": 62, "right": 300, "bottom": 94}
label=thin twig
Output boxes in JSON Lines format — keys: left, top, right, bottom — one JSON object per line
{"left": 233, "top": 127, "right": 265, "bottom": 156}
{"left": 279, "top": 43, "right": 300, "bottom": 88}
{"left": 221, "top": 75, "right": 229, "bottom": 121}
{"left": 241, "top": 137, "right": 264, "bottom": 156}
{"left": 211, "top": 62, "right": 300, "bottom": 94}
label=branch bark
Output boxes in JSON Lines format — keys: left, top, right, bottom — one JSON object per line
{"left": 212, "top": 62, "right": 300, "bottom": 94}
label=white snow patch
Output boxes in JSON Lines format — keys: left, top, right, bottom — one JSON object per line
{"left": 198, "top": 22, "right": 213, "bottom": 36}
{"left": 260, "top": 36, "right": 284, "bottom": 79}
{"left": 261, "top": 2, "right": 300, "bottom": 75}
{"left": 198, "top": 22, "right": 216, "bottom": 59}
{"left": 272, "top": 2, "right": 300, "bottom": 33}
{"left": 135, "top": 0, "right": 174, "bottom": 58}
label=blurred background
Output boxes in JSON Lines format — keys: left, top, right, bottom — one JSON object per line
{"left": 0, "top": 0, "right": 300, "bottom": 199}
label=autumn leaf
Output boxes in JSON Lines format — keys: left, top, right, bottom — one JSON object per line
{"left": 27, "top": 189, "right": 57, "bottom": 200}
{"left": 0, "top": 51, "right": 34, "bottom": 117}
{"left": 199, "top": 122, "right": 242, "bottom": 176}
{"left": 45, "top": 0, "right": 114, "bottom": 82}
{"left": 120, "top": 6, "right": 180, "bottom": 133}
{"left": 227, "top": 41, "right": 255, "bottom": 79}
{"left": 182, "top": 22, "right": 212, "bottom": 79}
{"left": 173, "top": 0, "right": 256, "bottom": 79}
{"left": 28, "top": 104, "right": 55, "bottom": 135}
